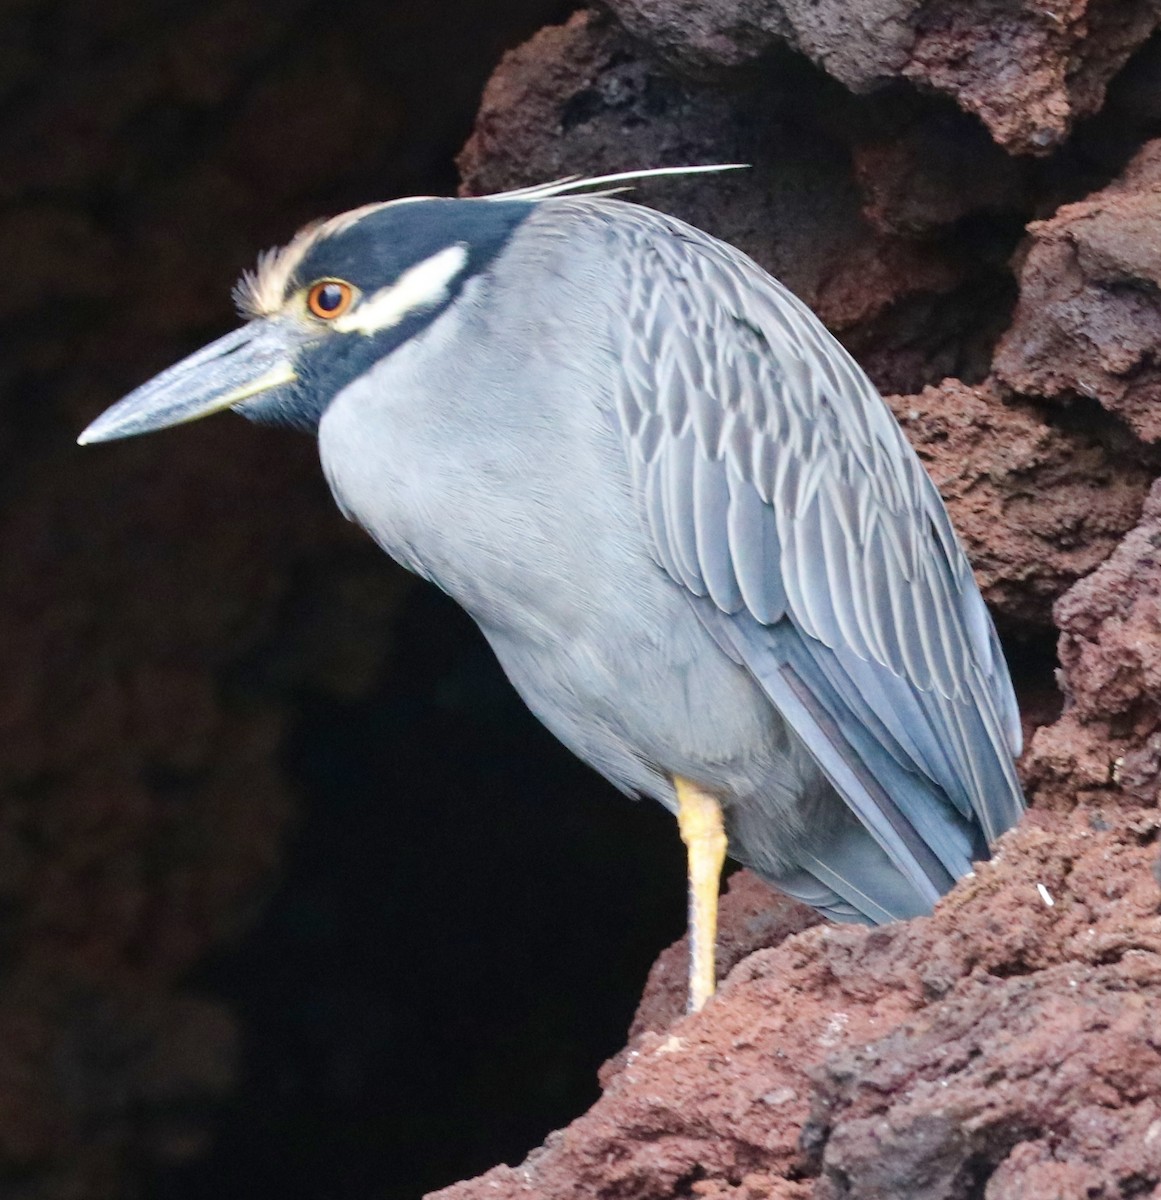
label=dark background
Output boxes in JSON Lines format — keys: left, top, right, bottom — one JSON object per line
{"left": 169, "top": 590, "right": 687, "bottom": 1200}
{"left": 0, "top": 3, "right": 700, "bottom": 1198}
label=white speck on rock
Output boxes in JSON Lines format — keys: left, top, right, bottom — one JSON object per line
{"left": 819, "top": 1012, "right": 849, "bottom": 1047}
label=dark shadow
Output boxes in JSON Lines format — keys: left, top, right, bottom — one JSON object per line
{"left": 160, "top": 580, "right": 686, "bottom": 1200}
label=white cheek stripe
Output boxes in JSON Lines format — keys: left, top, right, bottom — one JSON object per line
{"left": 334, "top": 243, "right": 469, "bottom": 335}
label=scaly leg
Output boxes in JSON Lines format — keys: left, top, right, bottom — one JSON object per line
{"left": 674, "top": 776, "right": 727, "bottom": 1013}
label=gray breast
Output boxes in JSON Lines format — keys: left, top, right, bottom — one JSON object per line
{"left": 318, "top": 211, "right": 636, "bottom": 633}
{"left": 316, "top": 209, "right": 803, "bottom": 813}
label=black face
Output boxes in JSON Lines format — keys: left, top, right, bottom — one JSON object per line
{"left": 238, "top": 198, "right": 534, "bottom": 434}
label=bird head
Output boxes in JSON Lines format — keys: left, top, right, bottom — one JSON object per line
{"left": 77, "top": 166, "right": 744, "bottom": 446}
{"left": 77, "top": 196, "right": 531, "bottom": 443}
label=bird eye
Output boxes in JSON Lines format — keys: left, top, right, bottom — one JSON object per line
{"left": 307, "top": 280, "right": 354, "bottom": 319}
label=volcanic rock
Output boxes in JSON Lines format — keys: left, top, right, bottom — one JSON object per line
{"left": 434, "top": 6, "right": 1161, "bottom": 1198}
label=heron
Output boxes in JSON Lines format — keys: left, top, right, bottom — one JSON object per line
{"left": 79, "top": 167, "right": 1025, "bottom": 1012}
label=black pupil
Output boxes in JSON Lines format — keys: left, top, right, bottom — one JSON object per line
{"left": 316, "top": 283, "right": 344, "bottom": 312}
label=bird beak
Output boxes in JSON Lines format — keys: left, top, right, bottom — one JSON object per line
{"left": 77, "top": 321, "right": 300, "bottom": 445}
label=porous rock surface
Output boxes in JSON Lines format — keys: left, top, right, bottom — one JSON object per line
{"left": 601, "top": 0, "right": 1161, "bottom": 155}
{"left": 995, "top": 141, "right": 1161, "bottom": 444}
{"left": 437, "top": 8, "right": 1161, "bottom": 1199}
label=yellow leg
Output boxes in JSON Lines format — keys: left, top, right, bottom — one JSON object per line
{"left": 674, "top": 776, "right": 727, "bottom": 1013}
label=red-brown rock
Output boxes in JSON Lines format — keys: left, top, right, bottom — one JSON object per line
{"left": 431, "top": 808, "right": 1161, "bottom": 1200}
{"left": 601, "top": 871, "right": 822, "bottom": 1086}
{"left": 602, "top": 0, "right": 1161, "bottom": 154}
{"left": 887, "top": 379, "right": 1150, "bottom": 630}
{"left": 901, "top": 0, "right": 1160, "bottom": 155}
{"left": 995, "top": 140, "right": 1161, "bottom": 444}
{"left": 433, "top": 9, "right": 1161, "bottom": 1199}
{"left": 1023, "top": 477, "right": 1161, "bottom": 811}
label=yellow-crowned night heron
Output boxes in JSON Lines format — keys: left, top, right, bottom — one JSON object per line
{"left": 80, "top": 167, "right": 1025, "bottom": 1012}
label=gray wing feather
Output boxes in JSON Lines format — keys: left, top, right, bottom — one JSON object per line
{"left": 727, "top": 464, "right": 785, "bottom": 624}
{"left": 693, "top": 453, "right": 743, "bottom": 613}
{"left": 643, "top": 456, "right": 682, "bottom": 585}
{"left": 665, "top": 430, "right": 706, "bottom": 595}
{"left": 581, "top": 198, "right": 1024, "bottom": 907}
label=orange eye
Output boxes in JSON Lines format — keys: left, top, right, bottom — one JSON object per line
{"left": 307, "top": 280, "right": 354, "bottom": 319}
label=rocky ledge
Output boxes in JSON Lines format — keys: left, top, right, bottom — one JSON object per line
{"left": 440, "top": 3, "right": 1161, "bottom": 1196}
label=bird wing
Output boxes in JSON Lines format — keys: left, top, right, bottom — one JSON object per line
{"left": 580, "top": 198, "right": 1024, "bottom": 907}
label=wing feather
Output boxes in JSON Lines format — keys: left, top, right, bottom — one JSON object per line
{"left": 664, "top": 430, "right": 707, "bottom": 596}
{"left": 583, "top": 197, "right": 1024, "bottom": 911}
{"left": 693, "top": 453, "right": 744, "bottom": 613}
{"left": 643, "top": 455, "right": 683, "bottom": 584}
{"left": 727, "top": 465, "right": 786, "bottom": 624}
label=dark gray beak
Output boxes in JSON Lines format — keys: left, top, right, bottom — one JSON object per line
{"left": 78, "top": 321, "right": 299, "bottom": 445}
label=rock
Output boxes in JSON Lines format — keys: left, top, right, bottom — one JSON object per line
{"left": 886, "top": 379, "right": 1150, "bottom": 630}
{"left": 995, "top": 139, "right": 1161, "bottom": 444}
{"left": 900, "top": 0, "right": 1161, "bottom": 155}
{"left": 431, "top": 809, "right": 1161, "bottom": 1200}
{"left": 434, "top": 6, "right": 1161, "bottom": 1199}
{"left": 603, "top": 0, "right": 918, "bottom": 84}
{"left": 811, "top": 961, "right": 1161, "bottom": 1199}
{"left": 600, "top": 871, "right": 822, "bottom": 1086}
{"left": 601, "top": 0, "right": 1161, "bottom": 154}
{"left": 1023, "top": 477, "right": 1161, "bottom": 809}
{"left": 460, "top": 11, "right": 1025, "bottom": 396}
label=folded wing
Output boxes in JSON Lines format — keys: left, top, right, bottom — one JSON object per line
{"left": 580, "top": 198, "right": 1024, "bottom": 917}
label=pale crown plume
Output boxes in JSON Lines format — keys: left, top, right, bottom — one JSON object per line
{"left": 232, "top": 201, "right": 402, "bottom": 318}
{"left": 232, "top": 167, "right": 747, "bottom": 319}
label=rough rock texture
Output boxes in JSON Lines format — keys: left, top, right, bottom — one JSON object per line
{"left": 996, "top": 141, "right": 1161, "bottom": 444}
{"left": 1025, "top": 479, "right": 1161, "bottom": 811}
{"left": 886, "top": 380, "right": 1152, "bottom": 631}
{"left": 608, "top": 871, "right": 823, "bottom": 1071}
{"left": 436, "top": 7, "right": 1161, "bottom": 1199}
{"left": 435, "top": 805, "right": 1161, "bottom": 1200}
{"left": 900, "top": 0, "right": 1161, "bottom": 155}
{"left": 601, "top": 0, "right": 1161, "bottom": 154}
